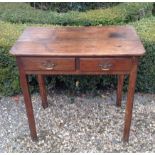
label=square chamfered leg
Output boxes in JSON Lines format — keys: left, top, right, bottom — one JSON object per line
{"left": 19, "top": 71, "right": 38, "bottom": 141}
{"left": 37, "top": 75, "right": 48, "bottom": 109}
{"left": 116, "top": 74, "right": 124, "bottom": 107}
{"left": 123, "top": 59, "right": 138, "bottom": 142}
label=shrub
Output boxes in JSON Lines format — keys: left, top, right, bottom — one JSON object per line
{"left": 131, "top": 16, "right": 155, "bottom": 93}
{"left": 29, "top": 2, "right": 119, "bottom": 12}
{"left": 0, "top": 47, "right": 20, "bottom": 95}
{"left": 1, "top": 16, "right": 155, "bottom": 95}
{"left": 0, "top": 4, "right": 155, "bottom": 95}
{"left": 0, "top": 3, "right": 153, "bottom": 25}
{"left": 0, "top": 21, "right": 25, "bottom": 95}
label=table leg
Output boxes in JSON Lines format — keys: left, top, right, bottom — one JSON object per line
{"left": 116, "top": 75, "right": 124, "bottom": 107}
{"left": 19, "top": 72, "right": 38, "bottom": 141}
{"left": 123, "top": 63, "right": 138, "bottom": 142}
{"left": 37, "top": 75, "right": 48, "bottom": 109}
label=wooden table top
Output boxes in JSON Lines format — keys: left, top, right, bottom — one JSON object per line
{"left": 10, "top": 26, "right": 145, "bottom": 57}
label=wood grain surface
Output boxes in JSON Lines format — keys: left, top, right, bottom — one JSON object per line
{"left": 10, "top": 26, "right": 145, "bottom": 56}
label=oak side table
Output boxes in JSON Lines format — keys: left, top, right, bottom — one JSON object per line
{"left": 10, "top": 26, "right": 145, "bottom": 142}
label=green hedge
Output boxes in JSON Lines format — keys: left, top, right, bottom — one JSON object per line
{"left": 29, "top": 2, "right": 119, "bottom": 12}
{"left": 0, "top": 3, "right": 153, "bottom": 25}
{"left": 0, "top": 16, "right": 155, "bottom": 95}
{"left": 131, "top": 17, "right": 155, "bottom": 93}
{"left": 0, "top": 21, "right": 25, "bottom": 95}
{"left": 0, "top": 2, "right": 155, "bottom": 95}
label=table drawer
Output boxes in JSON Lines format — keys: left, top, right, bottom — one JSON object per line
{"left": 80, "top": 58, "right": 133, "bottom": 72}
{"left": 20, "top": 57, "right": 75, "bottom": 71}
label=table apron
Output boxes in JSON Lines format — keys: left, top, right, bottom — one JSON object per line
{"left": 24, "top": 70, "right": 130, "bottom": 75}
{"left": 16, "top": 56, "right": 137, "bottom": 75}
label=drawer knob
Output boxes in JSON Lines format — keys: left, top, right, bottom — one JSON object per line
{"left": 42, "top": 61, "right": 56, "bottom": 70}
{"left": 99, "top": 63, "right": 112, "bottom": 71}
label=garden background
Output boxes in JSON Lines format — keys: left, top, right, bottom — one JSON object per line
{"left": 0, "top": 2, "right": 155, "bottom": 96}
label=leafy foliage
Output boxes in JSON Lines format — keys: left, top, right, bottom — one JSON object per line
{"left": 30, "top": 2, "right": 119, "bottom": 12}
{"left": 131, "top": 17, "right": 155, "bottom": 92}
{"left": 0, "top": 3, "right": 154, "bottom": 95}
{"left": 0, "top": 3, "right": 153, "bottom": 25}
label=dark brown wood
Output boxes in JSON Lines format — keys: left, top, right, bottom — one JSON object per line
{"left": 25, "top": 70, "right": 131, "bottom": 75}
{"left": 19, "top": 57, "right": 75, "bottom": 71}
{"left": 10, "top": 26, "right": 145, "bottom": 57}
{"left": 123, "top": 58, "right": 138, "bottom": 142}
{"left": 80, "top": 58, "right": 132, "bottom": 72}
{"left": 9, "top": 27, "right": 145, "bottom": 142}
{"left": 116, "top": 75, "right": 124, "bottom": 107}
{"left": 18, "top": 67, "right": 38, "bottom": 141}
{"left": 37, "top": 75, "right": 48, "bottom": 109}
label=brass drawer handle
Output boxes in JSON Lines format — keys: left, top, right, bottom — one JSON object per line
{"left": 99, "top": 63, "right": 112, "bottom": 71}
{"left": 42, "top": 61, "right": 56, "bottom": 70}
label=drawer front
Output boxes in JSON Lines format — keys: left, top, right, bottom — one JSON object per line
{"left": 20, "top": 57, "right": 75, "bottom": 71}
{"left": 80, "top": 58, "right": 133, "bottom": 72}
